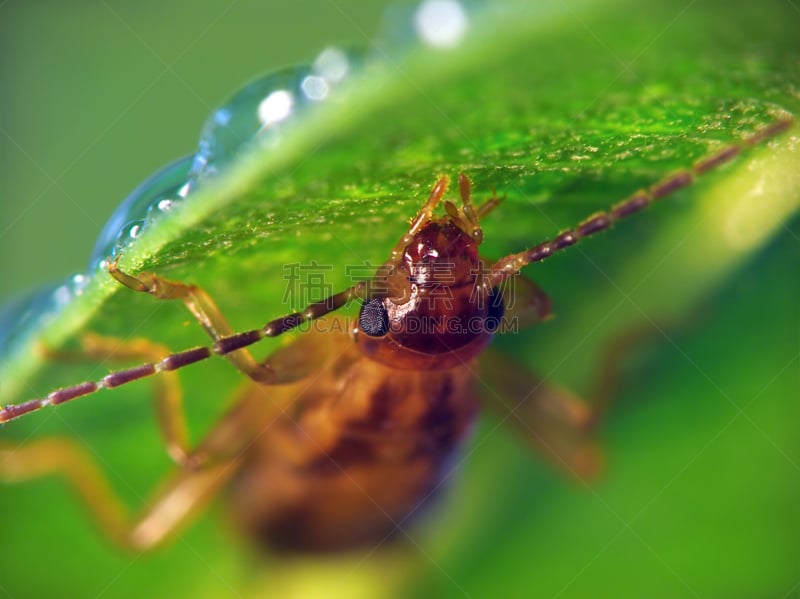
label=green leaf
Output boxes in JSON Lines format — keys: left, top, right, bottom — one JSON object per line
{"left": 1, "top": 1, "right": 798, "bottom": 598}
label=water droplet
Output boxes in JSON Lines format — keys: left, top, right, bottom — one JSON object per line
{"left": 46, "top": 273, "right": 92, "bottom": 319}
{"left": 0, "top": 285, "right": 57, "bottom": 353}
{"left": 377, "top": 0, "right": 482, "bottom": 54}
{"left": 112, "top": 220, "right": 145, "bottom": 258}
{"left": 191, "top": 47, "right": 365, "bottom": 180}
{"left": 88, "top": 155, "right": 193, "bottom": 271}
{"left": 68, "top": 273, "right": 90, "bottom": 298}
{"left": 145, "top": 180, "right": 191, "bottom": 226}
{"left": 300, "top": 75, "right": 329, "bottom": 101}
{"left": 414, "top": 0, "right": 470, "bottom": 48}
{"left": 0, "top": 274, "right": 86, "bottom": 356}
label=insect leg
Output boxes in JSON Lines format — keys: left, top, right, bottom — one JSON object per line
{"left": 107, "top": 260, "right": 369, "bottom": 386}
{"left": 0, "top": 438, "right": 240, "bottom": 550}
{"left": 480, "top": 315, "right": 680, "bottom": 478}
{"left": 577, "top": 334, "right": 642, "bottom": 433}
{"left": 478, "top": 350, "right": 601, "bottom": 480}
{"left": 580, "top": 318, "right": 691, "bottom": 432}
{"left": 40, "top": 332, "right": 201, "bottom": 467}
{"left": 493, "top": 272, "right": 552, "bottom": 332}
{"left": 108, "top": 258, "right": 276, "bottom": 384}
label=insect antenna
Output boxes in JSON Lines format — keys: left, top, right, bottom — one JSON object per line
{"left": 2, "top": 113, "right": 793, "bottom": 424}
{"left": 488, "top": 113, "right": 794, "bottom": 285}
{"left": 0, "top": 281, "right": 370, "bottom": 425}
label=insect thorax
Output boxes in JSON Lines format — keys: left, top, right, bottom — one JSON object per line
{"left": 357, "top": 220, "right": 501, "bottom": 370}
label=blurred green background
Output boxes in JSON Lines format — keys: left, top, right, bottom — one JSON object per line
{"left": 1, "top": 1, "right": 798, "bottom": 599}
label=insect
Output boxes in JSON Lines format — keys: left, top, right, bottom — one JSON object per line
{"left": 0, "top": 114, "right": 792, "bottom": 553}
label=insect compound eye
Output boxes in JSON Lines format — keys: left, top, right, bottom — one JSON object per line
{"left": 358, "top": 298, "right": 390, "bottom": 337}
{"left": 485, "top": 287, "right": 505, "bottom": 333}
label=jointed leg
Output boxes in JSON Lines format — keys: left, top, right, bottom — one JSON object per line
{"left": 42, "top": 333, "right": 196, "bottom": 468}
{"left": 481, "top": 318, "right": 670, "bottom": 478}
{"left": 493, "top": 273, "right": 552, "bottom": 332}
{"left": 0, "top": 383, "right": 263, "bottom": 549}
{"left": 108, "top": 258, "right": 275, "bottom": 384}
{"left": 106, "top": 260, "right": 368, "bottom": 385}
{"left": 0, "top": 438, "right": 240, "bottom": 551}
{"left": 582, "top": 321, "right": 664, "bottom": 431}
{"left": 479, "top": 350, "right": 601, "bottom": 480}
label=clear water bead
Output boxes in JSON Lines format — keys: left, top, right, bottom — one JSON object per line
{"left": 0, "top": 273, "right": 87, "bottom": 357}
{"left": 378, "top": 0, "right": 479, "bottom": 53}
{"left": 191, "top": 47, "right": 363, "bottom": 180}
{"left": 88, "top": 155, "right": 194, "bottom": 270}
{"left": 111, "top": 220, "right": 145, "bottom": 258}
{"left": 87, "top": 48, "right": 366, "bottom": 272}
{"left": 0, "top": 284, "right": 58, "bottom": 354}
{"left": 145, "top": 180, "right": 192, "bottom": 226}
{"left": 414, "top": 0, "right": 470, "bottom": 48}
{"left": 5, "top": 48, "right": 382, "bottom": 362}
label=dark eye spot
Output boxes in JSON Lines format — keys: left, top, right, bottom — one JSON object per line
{"left": 359, "top": 298, "right": 390, "bottom": 337}
{"left": 485, "top": 287, "right": 505, "bottom": 333}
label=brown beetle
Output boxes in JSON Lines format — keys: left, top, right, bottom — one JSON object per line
{"left": 0, "top": 113, "right": 792, "bottom": 552}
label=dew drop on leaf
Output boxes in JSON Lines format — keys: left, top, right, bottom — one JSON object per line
{"left": 111, "top": 220, "right": 146, "bottom": 259}
{"left": 190, "top": 47, "right": 366, "bottom": 180}
{"left": 88, "top": 155, "right": 195, "bottom": 271}
{"left": 0, "top": 273, "right": 88, "bottom": 356}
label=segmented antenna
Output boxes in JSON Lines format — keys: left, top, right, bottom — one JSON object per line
{"left": 0, "top": 112, "right": 794, "bottom": 424}
{"left": 0, "top": 282, "right": 368, "bottom": 424}
{"left": 488, "top": 114, "right": 794, "bottom": 284}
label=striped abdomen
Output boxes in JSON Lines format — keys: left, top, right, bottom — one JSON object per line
{"left": 228, "top": 331, "right": 479, "bottom": 552}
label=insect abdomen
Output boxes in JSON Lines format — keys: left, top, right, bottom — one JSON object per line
{"left": 229, "top": 337, "right": 478, "bottom": 552}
